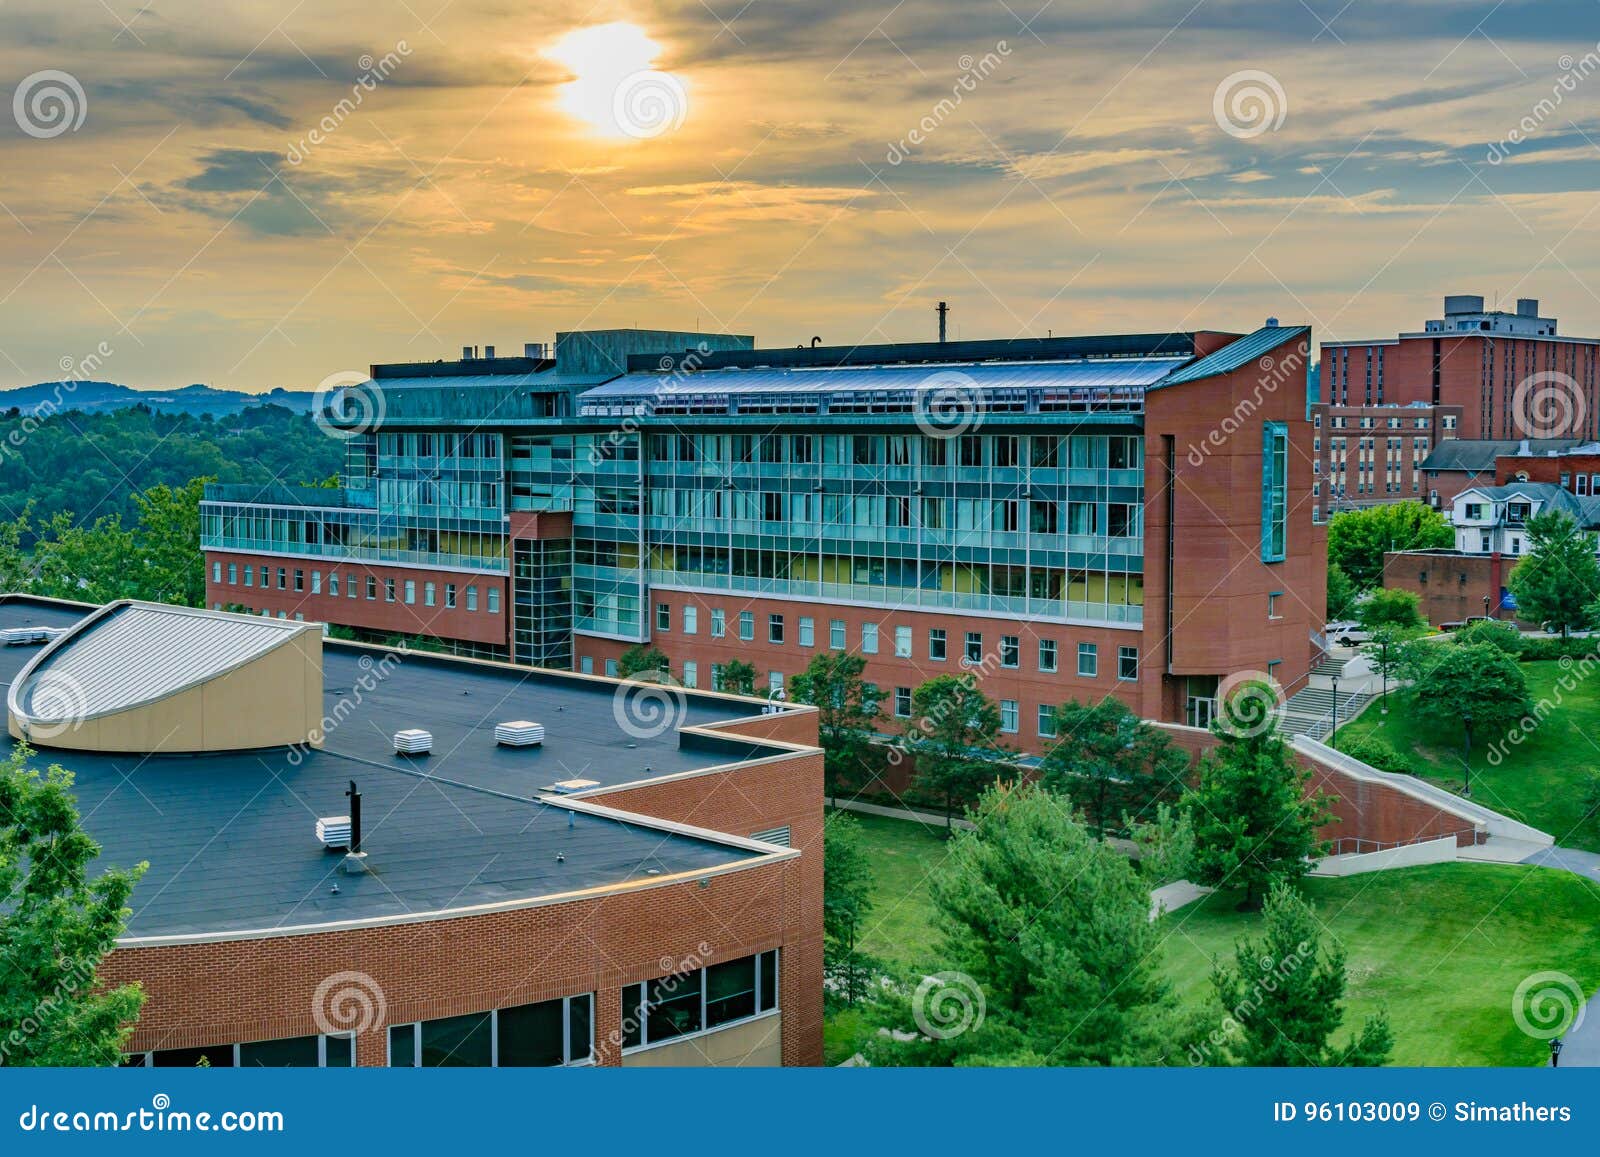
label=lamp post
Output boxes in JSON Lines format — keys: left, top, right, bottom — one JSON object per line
{"left": 1380, "top": 637, "right": 1389, "bottom": 715}
{"left": 1483, "top": 594, "right": 1492, "bottom": 621}
{"left": 1330, "top": 674, "right": 1340, "bottom": 746}
{"left": 1551, "top": 1036, "right": 1564, "bottom": 1067}
{"left": 1462, "top": 712, "right": 1473, "bottom": 797}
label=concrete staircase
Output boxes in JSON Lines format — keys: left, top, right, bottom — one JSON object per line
{"left": 1277, "top": 684, "right": 1374, "bottom": 740}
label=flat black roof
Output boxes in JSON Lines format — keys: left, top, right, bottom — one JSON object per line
{"left": 0, "top": 597, "right": 798, "bottom": 939}
{"left": 629, "top": 331, "right": 1209, "bottom": 373}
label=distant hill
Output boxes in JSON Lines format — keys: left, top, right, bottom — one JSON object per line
{"left": 0, "top": 381, "right": 316, "bottom": 417}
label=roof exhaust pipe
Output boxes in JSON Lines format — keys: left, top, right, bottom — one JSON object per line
{"left": 937, "top": 300, "right": 949, "bottom": 343}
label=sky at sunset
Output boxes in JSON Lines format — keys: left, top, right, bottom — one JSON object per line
{"left": 3, "top": 1, "right": 1600, "bottom": 390}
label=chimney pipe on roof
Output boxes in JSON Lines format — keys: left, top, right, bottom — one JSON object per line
{"left": 937, "top": 300, "right": 949, "bottom": 343}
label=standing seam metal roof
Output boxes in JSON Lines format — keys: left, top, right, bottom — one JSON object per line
{"left": 1153, "top": 325, "right": 1311, "bottom": 389}
{"left": 578, "top": 356, "right": 1191, "bottom": 402}
{"left": 8, "top": 602, "right": 314, "bottom": 724}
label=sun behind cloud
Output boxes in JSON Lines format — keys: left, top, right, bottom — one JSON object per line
{"left": 545, "top": 21, "right": 688, "bottom": 140}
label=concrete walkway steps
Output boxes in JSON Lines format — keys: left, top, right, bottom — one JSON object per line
{"left": 1277, "top": 686, "right": 1374, "bottom": 739}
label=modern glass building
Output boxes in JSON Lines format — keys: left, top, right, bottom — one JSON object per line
{"left": 204, "top": 322, "right": 1324, "bottom": 742}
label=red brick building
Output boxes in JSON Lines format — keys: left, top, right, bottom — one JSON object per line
{"left": 205, "top": 321, "right": 1326, "bottom": 750}
{"left": 1, "top": 594, "right": 823, "bottom": 1068}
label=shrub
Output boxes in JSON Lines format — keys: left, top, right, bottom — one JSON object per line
{"left": 1452, "top": 619, "right": 1523, "bottom": 656}
{"left": 1517, "top": 635, "right": 1600, "bottom": 662}
{"left": 1334, "top": 732, "right": 1414, "bottom": 776}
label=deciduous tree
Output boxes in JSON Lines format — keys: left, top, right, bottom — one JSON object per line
{"left": 1038, "top": 698, "right": 1190, "bottom": 837}
{"left": 0, "top": 746, "right": 145, "bottom": 1066}
{"left": 905, "top": 675, "right": 1008, "bottom": 829}
{"left": 1507, "top": 509, "right": 1600, "bottom": 638}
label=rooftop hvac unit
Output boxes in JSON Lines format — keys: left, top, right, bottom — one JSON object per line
{"left": 0, "top": 626, "right": 66, "bottom": 646}
{"left": 495, "top": 720, "right": 545, "bottom": 747}
{"left": 316, "top": 815, "right": 352, "bottom": 850}
{"left": 393, "top": 728, "right": 433, "bottom": 756}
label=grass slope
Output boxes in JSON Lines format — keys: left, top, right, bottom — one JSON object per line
{"left": 834, "top": 809, "right": 1600, "bottom": 1066}
{"left": 1340, "top": 660, "right": 1600, "bottom": 851}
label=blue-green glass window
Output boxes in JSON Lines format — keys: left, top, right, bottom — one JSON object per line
{"left": 1261, "top": 422, "right": 1289, "bottom": 563}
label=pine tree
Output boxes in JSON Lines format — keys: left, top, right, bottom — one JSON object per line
{"left": 1184, "top": 723, "right": 1329, "bottom": 909}
{"left": 869, "top": 784, "right": 1198, "bottom": 1066}
{"left": 1206, "top": 883, "right": 1392, "bottom": 1066}
{"left": 1038, "top": 698, "right": 1190, "bottom": 837}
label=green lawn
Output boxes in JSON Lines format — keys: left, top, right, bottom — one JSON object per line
{"left": 1339, "top": 660, "right": 1600, "bottom": 851}
{"left": 832, "top": 809, "right": 1600, "bottom": 1066}
{"left": 834, "top": 809, "right": 954, "bottom": 965}
{"left": 1162, "top": 865, "right": 1600, "bottom": 1066}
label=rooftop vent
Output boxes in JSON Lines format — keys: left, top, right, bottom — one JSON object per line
{"left": 393, "top": 728, "right": 433, "bottom": 756}
{"left": 547, "top": 778, "right": 600, "bottom": 793}
{"left": 495, "top": 720, "right": 545, "bottom": 747}
{"left": 316, "top": 815, "right": 352, "bottom": 851}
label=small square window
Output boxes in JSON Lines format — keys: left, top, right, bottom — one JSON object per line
{"left": 1038, "top": 640, "right": 1057, "bottom": 673}
{"left": 1118, "top": 646, "right": 1139, "bottom": 681}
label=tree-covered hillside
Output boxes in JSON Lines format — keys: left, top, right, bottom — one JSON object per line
{"left": 0, "top": 404, "right": 343, "bottom": 536}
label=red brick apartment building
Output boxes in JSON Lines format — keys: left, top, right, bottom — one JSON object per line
{"left": 202, "top": 321, "right": 1325, "bottom": 746}
{"left": 1315, "top": 294, "right": 1600, "bottom": 518}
